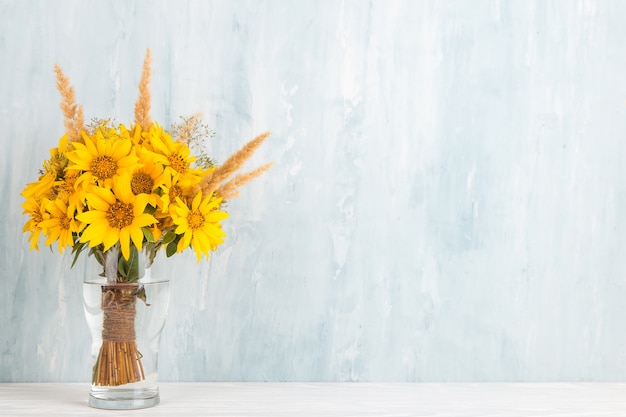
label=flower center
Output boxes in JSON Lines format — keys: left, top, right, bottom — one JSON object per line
{"left": 54, "top": 175, "right": 78, "bottom": 198}
{"left": 91, "top": 155, "right": 118, "bottom": 180}
{"left": 167, "top": 153, "right": 187, "bottom": 173}
{"left": 187, "top": 210, "right": 205, "bottom": 230}
{"left": 64, "top": 175, "right": 78, "bottom": 193}
{"left": 106, "top": 201, "right": 134, "bottom": 229}
{"left": 169, "top": 185, "right": 182, "bottom": 200}
{"left": 131, "top": 171, "right": 154, "bottom": 195}
{"left": 59, "top": 216, "right": 71, "bottom": 230}
{"left": 32, "top": 211, "right": 43, "bottom": 225}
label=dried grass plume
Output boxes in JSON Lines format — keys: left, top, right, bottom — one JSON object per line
{"left": 216, "top": 162, "right": 274, "bottom": 200}
{"left": 54, "top": 64, "right": 84, "bottom": 144}
{"left": 199, "top": 131, "right": 272, "bottom": 198}
{"left": 134, "top": 49, "right": 152, "bottom": 132}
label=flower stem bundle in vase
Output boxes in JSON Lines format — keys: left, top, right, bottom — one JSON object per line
{"left": 21, "top": 49, "right": 272, "bottom": 410}
{"left": 83, "top": 245, "right": 170, "bottom": 408}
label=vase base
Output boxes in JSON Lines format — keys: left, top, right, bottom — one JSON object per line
{"left": 89, "top": 387, "right": 160, "bottom": 410}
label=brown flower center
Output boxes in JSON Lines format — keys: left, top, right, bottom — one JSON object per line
{"left": 131, "top": 171, "right": 154, "bottom": 195}
{"left": 187, "top": 211, "right": 205, "bottom": 230}
{"left": 59, "top": 216, "right": 71, "bottom": 230}
{"left": 91, "top": 155, "right": 117, "bottom": 180}
{"left": 168, "top": 185, "right": 182, "bottom": 200}
{"left": 64, "top": 175, "right": 78, "bottom": 193}
{"left": 32, "top": 211, "right": 43, "bottom": 225}
{"left": 167, "top": 153, "right": 187, "bottom": 173}
{"left": 106, "top": 201, "right": 134, "bottom": 229}
{"left": 53, "top": 175, "right": 78, "bottom": 199}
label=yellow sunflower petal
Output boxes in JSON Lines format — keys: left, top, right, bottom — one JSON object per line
{"left": 88, "top": 186, "right": 116, "bottom": 208}
{"left": 111, "top": 138, "right": 132, "bottom": 160}
{"left": 80, "top": 224, "right": 105, "bottom": 247}
{"left": 191, "top": 192, "right": 202, "bottom": 211}
{"left": 110, "top": 175, "right": 132, "bottom": 204}
{"left": 84, "top": 134, "right": 99, "bottom": 156}
{"left": 192, "top": 241, "right": 203, "bottom": 262}
{"left": 133, "top": 193, "right": 150, "bottom": 216}
{"left": 129, "top": 226, "right": 144, "bottom": 251}
{"left": 191, "top": 230, "right": 210, "bottom": 255}
{"left": 177, "top": 229, "right": 193, "bottom": 252}
{"left": 76, "top": 210, "right": 107, "bottom": 223}
{"left": 102, "top": 227, "right": 119, "bottom": 251}
{"left": 95, "top": 134, "right": 112, "bottom": 156}
{"left": 174, "top": 219, "right": 189, "bottom": 234}
{"left": 119, "top": 228, "right": 131, "bottom": 259}
{"left": 133, "top": 213, "right": 157, "bottom": 228}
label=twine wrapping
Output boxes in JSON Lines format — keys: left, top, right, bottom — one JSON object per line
{"left": 101, "top": 285, "right": 137, "bottom": 342}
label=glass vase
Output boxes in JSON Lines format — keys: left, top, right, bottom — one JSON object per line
{"left": 82, "top": 248, "right": 170, "bottom": 409}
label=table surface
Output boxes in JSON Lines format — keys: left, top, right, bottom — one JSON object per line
{"left": 1, "top": 382, "right": 625, "bottom": 416}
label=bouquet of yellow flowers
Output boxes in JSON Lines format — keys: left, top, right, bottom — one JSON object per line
{"left": 20, "top": 49, "right": 271, "bottom": 391}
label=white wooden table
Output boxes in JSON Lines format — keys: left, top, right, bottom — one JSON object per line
{"left": 1, "top": 382, "right": 625, "bottom": 416}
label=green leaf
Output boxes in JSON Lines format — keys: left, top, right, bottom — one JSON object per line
{"left": 118, "top": 256, "right": 128, "bottom": 278}
{"left": 70, "top": 242, "right": 86, "bottom": 268}
{"left": 162, "top": 231, "right": 176, "bottom": 245}
{"left": 142, "top": 227, "right": 155, "bottom": 243}
{"left": 144, "top": 204, "right": 157, "bottom": 215}
{"left": 166, "top": 240, "right": 177, "bottom": 257}
{"left": 71, "top": 240, "right": 84, "bottom": 253}
{"left": 89, "top": 246, "right": 106, "bottom": 267}
{"left": 125, "top": 246, "right": 140, "bottom": 281}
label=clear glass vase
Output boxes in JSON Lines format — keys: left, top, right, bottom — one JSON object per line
{"left": 82, "top": 247, "right": 170, "bottom": 409}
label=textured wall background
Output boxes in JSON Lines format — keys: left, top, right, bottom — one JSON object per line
{"left": 2, "top": 0, "right": 626, "bottom": 382}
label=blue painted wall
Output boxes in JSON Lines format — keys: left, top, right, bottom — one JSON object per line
{"left": 2, "top": 0, "right": 626, "bottom": 382}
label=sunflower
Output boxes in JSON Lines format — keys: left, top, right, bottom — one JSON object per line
{"left": 126, "top": 123, "right": 144, "bottom": 146}
{"left": 21, "top": 171, "right": 56, "bottom": 201}
{"left": 38, "top": 198, "right": 82, "bottom": 253}
{"left": 77, "top": 175, "right": 157, "bottom": 260}
{"left": 66, "top": 125, "right": 139, "bottom": 189}
{"left": 21, "top": 197, "right": 48, "bottom": 250}
{"left": 171, "top": 192, "right": 228, "bottom": 261}
{"left": 145, "top": 123, "right": 196, "bottom": 178}
{"left": 43, "top": 134, "right": 70, "bottom": 179}
{"left": 51, "top": 169, "right": 86, "bottom": 216}
{"left": 159, "top": 169, "right": 203, "bottom": 214}
{"left": 129, "top": 145, "right": 167, "bottom": 207}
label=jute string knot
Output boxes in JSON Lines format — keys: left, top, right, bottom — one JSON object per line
{"left": 101, "top": 285, "right": 137, "bottom": 342}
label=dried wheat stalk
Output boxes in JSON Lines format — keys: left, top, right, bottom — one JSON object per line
{"left": 216, "top": 162, "right": 274, "bottom": 200}
{"left": 54, "top": 64, "right": 84, "bottom": 144}
{"left": 134, "top": 49, "right": 152, "bottom": 132}
{"left": 199, "top": 132, "right": 271, "bottom": 197}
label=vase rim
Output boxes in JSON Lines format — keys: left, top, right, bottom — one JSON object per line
{"left": 83, "top": 278, "right": 170, "bottom": 285}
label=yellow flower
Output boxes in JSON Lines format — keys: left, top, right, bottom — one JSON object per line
{"left": 129, "top": 145, "right": 167, "bottom": 207}
{"left": 38, "top": 198, "right": 82, "bottom": 253}
{"left": 49, "top": 134, "right": 69, "bottom": 158}
{"left": 43, "top": 134, "right": 70, "bottom": 179}
{"left": 77, "top": 175, "right": 157, "bottom": 260}
{"left": 171, "top": 192, "right": 228, "bottom": 261}
{"left": 145, "top": 123, "right": 195, "bottom": 178}
{"left": 21, "top": 172, "right": 57, "bottom": 251}
{"left": 21, "top": 171, "right": 56, "bottom": 201}
{"left": 66, "top": 125, "right": 139, "bottom": 189}
{"left": 52, "top": 170, "right": 86, "bottom": 215}
{"left": 127, "top": 124, "right": 144, "bottom": 146}
{"left": 159, "top": 170, "right": 202, "bottom": 213}
{"left": 21, "top": 197, "right": 48, "bottom": 251}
